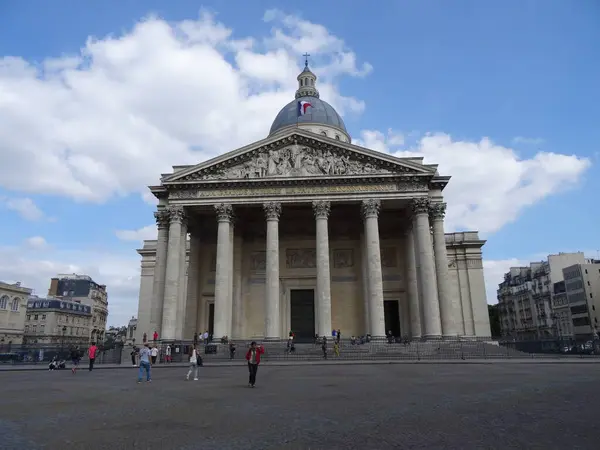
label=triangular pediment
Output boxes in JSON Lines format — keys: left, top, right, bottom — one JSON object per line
{"left": 163, "top": 129, "right": 434, "bottom": 183}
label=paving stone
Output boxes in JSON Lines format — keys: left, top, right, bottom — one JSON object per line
{"left": 0, "top": 364, "right": 598, "bottom": 449}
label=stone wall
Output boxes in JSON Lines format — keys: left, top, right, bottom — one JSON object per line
{"left": 136, "top": 231, "right": 491, "bottom": 341}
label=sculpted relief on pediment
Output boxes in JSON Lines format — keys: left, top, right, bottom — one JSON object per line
{"left": 183, "top": 145, "right": 401, "bottom": 181}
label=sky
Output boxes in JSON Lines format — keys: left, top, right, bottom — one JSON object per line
{"left": 0, "top": 0, "right": 598, "bottom": 327}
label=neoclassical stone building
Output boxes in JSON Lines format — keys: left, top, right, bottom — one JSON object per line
{"left": 135, "top": 64, "right": 491, "bottom": 343}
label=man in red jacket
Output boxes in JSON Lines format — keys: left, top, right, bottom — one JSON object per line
{"left": 245, "top": 341, "right": 264, "bottom": 388}
{"left": 88, "top": 342, "right": 98, "bottom": 372}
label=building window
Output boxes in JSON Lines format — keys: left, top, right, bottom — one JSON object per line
{"left": 42, "top": 314, "right": 46, "bottom": 320}
{"left": 591, "top": 293, "right": 593, "bottom": 299}
{"left": 335, "top": 135, "right": 340, "bottom": 140}
{"left": 0, "top": 295, "right": 8, "bottom": 309}
{"left": 34, "top": 314, "right": 38, "bottom": 320}
{"left": 40, "top": 325, "right": 45, "bottom": 333}
{"left": 25, "top": 325, "right": 29, "bottom": 332}
{"left": 27, "top": 315, "right": 30, "bottom": 321}
{"left": 10, "top": 298, "right": 19, "bottom": 311}
{"left": 32, "top": 325, "right": 37, "bottom": 333}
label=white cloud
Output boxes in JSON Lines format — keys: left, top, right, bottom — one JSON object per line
{"left": 0, "top": 243, "right": 139, "bottom": 328}
{"left": 512, "top": 136, "right": 545, "bottom": 145}
{"left": 0, "top": 11, "right": 369, "bottom": 203}
{"left": 1, "top": 197, "right": 45, "bottom": 221}
{"left": 25, "top": 236, "right": 48, "bottom": 250}
{"left": 115, "top": 225, "right": 156, "bottom": 242}
{"left": 355, "top": 131, "right": 591, "bottom": 234}
{"left": 483, "top": 258, "right": 528, "bottom": 305}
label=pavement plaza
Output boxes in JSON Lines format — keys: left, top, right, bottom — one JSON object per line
{"left": 0, "top": 363, "right": 598, "bottom": 449}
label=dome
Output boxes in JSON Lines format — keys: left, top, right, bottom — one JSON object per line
{"left": 268, "top": 59, "right": 350, "bottom": 141}
{"left": 269, "top": 96, "right": 348, "bottom": 136}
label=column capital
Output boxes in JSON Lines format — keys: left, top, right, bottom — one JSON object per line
{"left": 214, "top": 203, "right": 233, "bottom": 223}
{"left": 361, "top": 199, "right": 380, "bottom": 219}
{"left": 409, "top": 198, "right": 430, "bottom": 215}
{"left": 263, "top": 202, "right": 282, "bottom": 221}
{"left": 154, "top": 209, "right": 171, "bottom": 229}
{"left": 312, "top": 200, "right": 331, "bottom": 219}
{"left": 167, "top": 205, "right": 186, "bottom": 224}
{"left": 429, "top": 202, "right": 447, "bottom": 221}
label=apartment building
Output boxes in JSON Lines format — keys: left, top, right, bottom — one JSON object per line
{"left": 0, "top": 281, "right": 33, "bottom": 345}
{"left": 48, "top": 274, "right": 109, "bottom": 342}
{"left": 551, "top": 281, "right": 573, "bottom": 338}
{"left": 23, "top": 296, "right": 93, "bottom": 346}
{"left": 497, "top": 252, "right": 586, "bottom": 340}
{"left": 563, "top": 261, "right": 600, "bottom": 341}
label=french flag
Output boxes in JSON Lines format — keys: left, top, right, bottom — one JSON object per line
{"left": 297, "top": 100, "right": 312, "bottom": 116}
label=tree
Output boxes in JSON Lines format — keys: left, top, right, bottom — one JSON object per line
{"left": 488, "top": 304, "right": 501, "bottom": 338}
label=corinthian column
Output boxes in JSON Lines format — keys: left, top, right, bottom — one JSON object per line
{"left": 313, "top": 200, "right": 332, "bottom": 338}
{"left": 404, "top": 221, "right": 422, "bottom": 339}
{"left": 264, "top": 202, "right": 282, "bottom": 340}
{"left": 162, "top": 205, "right": 186, "bottom": 341}
{"left": 213, "top": 203, "right": 233, "bottom": 340}
{"left": 430, "top": 202, "right": 461, "bottom": 337}
{"left": 410, "top": 198, "right": 442, "bottom": 338}
{"left": 151, "top": 209, "right": 170, "bottom": 337}
{"left": 361, "top": 199, "right": 386, "bottom": 338}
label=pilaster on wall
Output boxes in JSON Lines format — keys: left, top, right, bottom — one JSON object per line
{"left": 135, "top": 253, "right": 155, "bottom": 344}
{"left": 445, "top": 232, "right": 490, "bottom": 338}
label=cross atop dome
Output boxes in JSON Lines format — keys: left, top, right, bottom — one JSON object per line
{"left": 295, "top": 54, "right": 319, "bottom": 99}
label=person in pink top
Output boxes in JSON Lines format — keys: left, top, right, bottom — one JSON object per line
{"left": 88, "top": 342, "right": 98, "bottom": 371}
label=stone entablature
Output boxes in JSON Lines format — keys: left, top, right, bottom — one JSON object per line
{"left": 148, "top": 130, "right": 449, "bottom": 205}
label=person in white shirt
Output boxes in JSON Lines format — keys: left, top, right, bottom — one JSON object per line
{"left": 202, "top": 331, "right": 209, "bottom": 345}
{"left": 165, "top": 344, "right": 172, "bottom": 363}
{"left": 150, "top": 345, "right": 159, "bottom": 364}
{"left": 186, "top": 345, "right": 199, "bottom": 381}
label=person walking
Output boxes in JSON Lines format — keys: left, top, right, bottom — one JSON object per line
{"left": 321, "top": 336, "right": 328, "bottom": 359}
{"left": 165, "top": 344, "right": 172, "bottom": 363}
{"left": 88, "top": 342, "right": 98, "bottom": 371}
{"left": 137, "top": 343, "right": 152, "bottom": 384}
{"left": 186, "top": 345, "right": 199, "bottom": 381}
{"left": 70, "top": 345, "right": 81, "bottom": 374}
{"left": 150, "top": 345, "right": 159, "bottom": 364}
{"left": 245, "top": 341, "right": 264, "bottom": 388}
{"left": 130, "top": 346, "right": 138, "bottom": 366}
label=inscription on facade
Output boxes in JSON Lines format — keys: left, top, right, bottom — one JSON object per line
{"left": 169, "top": 183, "right": 417, "bottom": 200}
{"left": 286, "top": 248, "right": 316, "bottom": 269}
{"left": 250, "top": 251, "right": 266, "bottom": 271}
{"left": 333, "top": 249, "right": 354, "bottom": 268}
{"left": 381, "top": 247, "right": 398, "bottom": 268}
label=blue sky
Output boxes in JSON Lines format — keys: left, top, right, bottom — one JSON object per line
{"left": 0, "top": 0, "right": 598, "bottom": 326}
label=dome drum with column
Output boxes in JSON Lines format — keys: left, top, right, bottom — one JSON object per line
{"left": 133, "top": 60, "right": 492, "bottom": 345}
